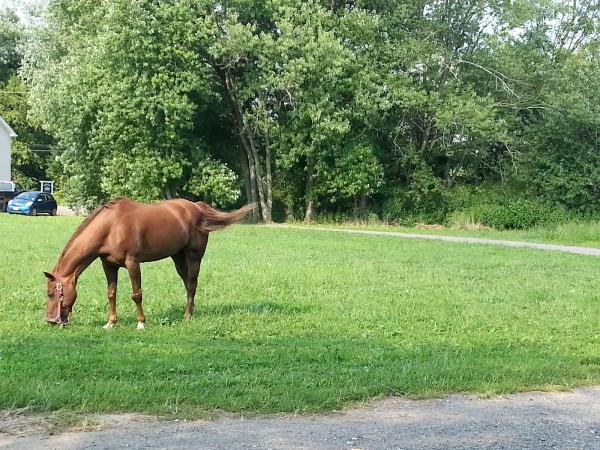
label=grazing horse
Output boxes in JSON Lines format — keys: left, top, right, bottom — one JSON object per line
{"left": 44, "top": 198, "right": 253, "bottom": 328}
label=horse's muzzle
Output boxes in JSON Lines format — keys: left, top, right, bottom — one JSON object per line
{"left": 46, "top": 316, "right": 69, "bottom": 326}
{"left": 45, "top": 306, "right": 69, "bottom": 326}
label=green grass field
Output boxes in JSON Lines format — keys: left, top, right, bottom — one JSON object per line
{"left": 1, "top": 214, "right": 600, "bottom": 417}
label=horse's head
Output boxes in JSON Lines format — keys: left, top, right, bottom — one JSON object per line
{"left": 44, "top": 272, "right": 77, "bottom": 325}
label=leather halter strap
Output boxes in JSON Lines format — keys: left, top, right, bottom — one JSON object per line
{"left": 49, "top": 283, "right": 65, "bottom": 323}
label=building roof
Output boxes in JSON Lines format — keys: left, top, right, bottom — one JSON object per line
{"left": 0, "top": 115, "right": 17, "bottom": 138}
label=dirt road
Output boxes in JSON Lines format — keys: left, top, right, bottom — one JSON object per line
{"left": 280, "top": 225, "right": 600, "bottom": 256}
{"left": 2, "top": 387, "right": 599, "bottom": 449}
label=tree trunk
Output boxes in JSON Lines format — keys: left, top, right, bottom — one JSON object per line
{"left": 217, "top": 67, "right": 271, "bottom": 222}
{"left": 164, "top": 184, "right": 174, "bottom": 200}
{"left": 305, "top": 200, "right": 315, "bottom": 222}
{"left": 360, "top": 194, "right": 367, "bottom": 218}
{"left": 285, "top": 199, "right": 294, "bottom": 221}
{"left": 304, "top": 157, "right": 316, "bottom": 222}
{"left": 419, "top": 120, "right": 432, "bottom": 154}
{"left": 264, "top": 131, "right": 273, "bottom": 223}
{"left": 239, "top": 144, "right": 259, "bottom": 222}
{"left": 243, "top": 130, "right": 270, "bottom": 223}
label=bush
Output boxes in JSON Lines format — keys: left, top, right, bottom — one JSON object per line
{"left": 455, "top": 199, "right": 570, "bottom": 230}
{"left": 357, "top": 181, "right": 574, "bottom": 230}
{"left": 382, "top": 175, "right": 448, "bottom": 226}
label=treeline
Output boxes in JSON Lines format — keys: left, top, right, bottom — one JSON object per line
{"left": 1, "top": 1, "right": 599, "bottom": 225}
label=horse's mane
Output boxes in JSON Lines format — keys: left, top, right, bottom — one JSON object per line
{"left": 55, "top": 198, "right": 125, "bottom": 268}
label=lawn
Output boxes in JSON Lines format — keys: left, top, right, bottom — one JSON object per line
{"left": 1, "top": 214, "right": 600, "bottom": 417}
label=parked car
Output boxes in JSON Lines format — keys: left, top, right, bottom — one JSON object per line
{"left": 7, "top": 191, "right": 58, "bottom": 216}
{"left": 0, "top": 181, "right": 23, "bottom": 211}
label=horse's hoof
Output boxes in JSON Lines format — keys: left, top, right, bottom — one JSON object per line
{"left": 137, "top": 322, "right": 145, "bottom": 330}
{"left": 103, "top": 322, "right": 114, "bottom": 329}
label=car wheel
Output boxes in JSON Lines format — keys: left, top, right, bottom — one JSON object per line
{"left": 31, "top": 208, "right": 37, "bottom": 216}
{"left": 51, "top": 208, "right": 57, "bottom": 216}
{"left": 0, "top": 200, "right": 5, "bottom": 212}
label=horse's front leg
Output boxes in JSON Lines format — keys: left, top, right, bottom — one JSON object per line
{"left": 101, "top": 259, "right": 119, "bottom": 329}
{"left": 125, "top": 258, "right": 145, "bottom": 330}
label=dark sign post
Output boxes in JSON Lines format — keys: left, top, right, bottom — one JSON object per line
{"left": 40, "top": 180, "right": 54, "bottom": 194}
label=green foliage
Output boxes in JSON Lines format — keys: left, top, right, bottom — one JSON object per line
{"left": 523, "top": 45, "right": 600, "bottom": 212}
{"left": 382, "top": 168, "right": 447, "bottom": 225}
{"left": 381, "top": 182, "right": 573, "bottom": 230}
{"left": 319, "top": 142, "right": 384, "bottom": 203}
{"left": 458, "top": 200, "right": 566, "bottom": 230}
{"left": 0, "top": 75, "right": 54, "bottom": 186}
{"left": 10, "top": 141, "right": 39, "bottom": 188}
{"left": 445, "top": 185, "right": 572, "bottom": 230}
{"left": 184, "top": 157, "right": 241, "bottom": 207}
{"left": 25, "top": 0, "right": 216, "bottom": 205}
{"left": 10, "top": 0, "right": 600, "bottom": 221}
{"left": 0, "top": 9, "right": 21, "bottom": 84}
{"left": 101, "top": 151, "right": 185, "bottom": 203}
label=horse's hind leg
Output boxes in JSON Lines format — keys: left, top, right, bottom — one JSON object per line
{"left": 183, "top": 253, "right": 201, "bottom": 321}
{"left": 172, "top": 251, "right": 188, "bottom": 290}
{"left": 101, "top": 259, "right": 119, "bottom": 329}
{"left": 182, "top": 235, "right": 209, "bottom": 320}
{"left": 172, "top": 251, "right": 196, "bottom": 319}
{"left": 125, "top": 258, "right": 145, "bottom": 330}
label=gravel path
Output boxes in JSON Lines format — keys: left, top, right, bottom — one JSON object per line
{"left": 2, "top": 387, "right": 599, "bottom": 449}
{"left": 279, "top": 225, "right": 600, "bottom": 256}
{"left": 57, "top": 205, "right": 79, "bottom": 216}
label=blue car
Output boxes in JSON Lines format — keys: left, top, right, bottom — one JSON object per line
{"left": 7, "top": 191, "right": 58, "bottom": 216}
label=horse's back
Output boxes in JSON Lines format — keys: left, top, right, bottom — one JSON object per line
{"left": 105, "top": 198, "right": 196, "bottom": 222}
{"left": 99, "top": 198, "right": 200, "bottom": 262}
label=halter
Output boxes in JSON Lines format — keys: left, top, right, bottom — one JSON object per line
{"left": 49, "top": 282, "right": 66, "bottom": 323}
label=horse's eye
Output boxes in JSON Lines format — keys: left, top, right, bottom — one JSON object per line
{"left": 47, "top": 291, "right": 54, "bottom": 298}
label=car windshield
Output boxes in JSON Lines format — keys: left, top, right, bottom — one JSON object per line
{"left": 15, "top": 192, "right": 38, "bottom": 200}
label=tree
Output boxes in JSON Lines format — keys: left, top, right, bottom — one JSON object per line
{"left": 250, "top": 2, "right": 386, "bottom": 220}
{"left": 524, "top": 44, "right": 600, "bottom": 211}
{"left": 25, "top": 0, "right": 238, "bottom": 209}
{"left": 0, "top": 9, "right": 53, "bottom": 188}
{"left": 0, "top": 8, "right": 21, "bottom": 84}
{"left": 21, "top": 0, "right": 600, "bottom": 222}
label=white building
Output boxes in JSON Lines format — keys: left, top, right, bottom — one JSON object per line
{"left": 0, "top": 116, "right": 17, "bottom": 181}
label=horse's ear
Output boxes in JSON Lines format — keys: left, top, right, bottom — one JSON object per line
{"left": 44, "top": 272, "right": 56, "bottom": 281}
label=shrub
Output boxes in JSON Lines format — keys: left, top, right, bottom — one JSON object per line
{"left": 359, "top": 180, "right": 574, "bottom": 230}
{"left": 457, "top": 199, "right": 570, "bottom": 230}
{"left": 382, "top": 174, "right": 448, "bottom": 226}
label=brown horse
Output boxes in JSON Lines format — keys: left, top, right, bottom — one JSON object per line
{"left": 44, "top": 198, "right": 253, "bottom": 328}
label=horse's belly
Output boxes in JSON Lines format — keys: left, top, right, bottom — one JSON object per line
{"left": 138, "top": 248, "right": 183, "bottom": 262}
{"left": 100, "top": 234, "right": 188, "bottom": 264}
{"left": 137, "top": 230, "right": 189, "bottom": 262}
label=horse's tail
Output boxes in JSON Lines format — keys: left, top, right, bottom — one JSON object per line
{"left": 196, "top": 202, "right": 256, "bottom": 232}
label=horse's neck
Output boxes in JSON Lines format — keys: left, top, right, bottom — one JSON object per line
{"left": 55, "top": 237, "right": 98, "bottom": 282}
